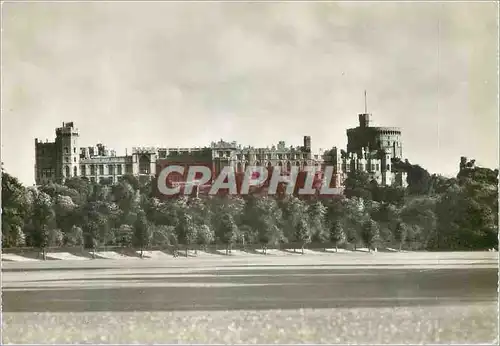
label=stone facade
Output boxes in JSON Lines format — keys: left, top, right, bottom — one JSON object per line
{"left": 35, "top": 122, "right": 328, "bottom": 186}
{"left": 342, "top": 113, "right": 407, "bottom": 187}
{"left": 35, "top": 116, "right": 407, "bottom": 188}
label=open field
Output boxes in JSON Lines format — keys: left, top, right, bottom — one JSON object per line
{"left": 2, "top": 251, "right": 498, "bottom": 344}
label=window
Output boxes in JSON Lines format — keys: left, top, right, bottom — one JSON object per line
{"left": 73, "top": 157, "right": 76, "bottom": 162}
{"left": 64, "top": 147, "right": 69, "bottom": 154}
{"left": 65, "top": 157, "right": 69, "bottom": 163}
{"left": 90, "top": 165, "right": 95, "bottom": 175}
{"left": 139, "top": 155, "right": 150, "bottom": 174}
{"left": 81, "top": 166, "right": 86, "bottom": 176}
{"left": 125, "top": 164, "right": 133, "bottom": 174}
{"left": 73, "top": 166, "right": 77, "bottom": 177}
{"left": 376, "top": 164, "right": 380, "bottom": 171}
{"left": 108, "top": 165, "right": 114, "bottom": 175}
{"left": 99, "top": 165, "right": 104, "bottom": 175}
{"left": 117, "top": 165, "right": 122, "bottom": 175}
{"left": 65, "top": 166, "right": 70, "bottom": 177}
{"left": 73, "top": 148, "right": 76, "bottom": 153}
{"left": 371, "top": 164, "right": 375, "bottom": 171}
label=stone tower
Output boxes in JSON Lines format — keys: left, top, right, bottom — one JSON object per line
{"left": 303, "top": 136, "right": 311, "bottom": 153}
{"left": 55, "top": 122, "right": 80, "bottom": 183}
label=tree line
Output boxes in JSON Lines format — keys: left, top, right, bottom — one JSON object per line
{"left": 2, "top": 157, "right": 498, "bottom": 257}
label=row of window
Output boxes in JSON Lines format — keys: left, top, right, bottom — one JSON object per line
{"left": 64, "top": 147, "right": 77, "bottom": 154}
{"left": 343, "top": 163, "right": 390, "bottom": 173}
{"left": 39, "top": 169, "right": 55, "bottom": 178}
{"left": 233, "top": 153, "right": 313, "bottom": 161}
{"left": 80, "top": 164, "right": 133, "bottom": 176}
{"left": 63, "top": 164, "right": 134, "bottom": 177}
{"left": 234, "top": 161, "right": 319, "bottom": 172}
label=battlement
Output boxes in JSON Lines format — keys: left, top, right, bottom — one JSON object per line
{"left": 55, "top": 121, "right": 79, "bottom": 136}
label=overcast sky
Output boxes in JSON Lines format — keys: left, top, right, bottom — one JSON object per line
{"left": 2, "top": 1, "right": 498, "bottom": 186}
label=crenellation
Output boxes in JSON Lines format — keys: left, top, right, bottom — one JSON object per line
{"left": 35, "top": 112, "right": 407, "bottom": 189}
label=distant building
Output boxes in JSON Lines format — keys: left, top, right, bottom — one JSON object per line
{"left": 341, "top": 112, "right": 407, "bottom": 187}
{"left": 35, "top": 115, "right": 407, "bottom": 189}
{"left": 35, "top": 122, "right": 150, "bottom": 185}
{"left": 34, "top": 122, "right": 329, "bottom": 187}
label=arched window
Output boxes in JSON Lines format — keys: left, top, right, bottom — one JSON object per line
{"left": 65, "top": 166, "right": 70, "bottom": 177}
{"left": 286, "top": 161, "right": 291, "bottom": 172}
{"left": 255, "top": 161, "right": 261, "bottom": 166}
{"left": 139, "top": 155, "right": 150, "bottom": 174}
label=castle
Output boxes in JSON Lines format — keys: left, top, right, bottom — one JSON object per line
{"left": 34, "top": 112, "right": 407, "bottom": 189}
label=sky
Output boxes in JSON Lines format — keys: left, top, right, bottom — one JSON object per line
{"left": 2, "top": 1, "right": 498, "bottom": 186}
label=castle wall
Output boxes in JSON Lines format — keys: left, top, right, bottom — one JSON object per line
{"left": 35, "top": 118, "right": 406, "bottom": 189}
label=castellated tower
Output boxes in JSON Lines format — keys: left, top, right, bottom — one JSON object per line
{"left": 55, "top": 122, "right": 80, "bottom": 183}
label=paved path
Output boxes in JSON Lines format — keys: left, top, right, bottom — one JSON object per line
{"left": 2, "top": 252, "right": 498, "bottom": 344}
{"left": 3, "top": 266, "right": 498, "bottom": 312}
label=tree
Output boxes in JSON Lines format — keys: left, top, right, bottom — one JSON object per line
{"left": 329, "top": 219, "right": 346, "bottom": 252}
{"left": 238, "top": 224, "right": 258, "bottom": 248}
{"left": 54, "top": 194, "right": 78, "bottom": 240}
{"left": 342, "top": 197, "right": 368, "bottom": 250}
{"left": 29, "top": 190, "right": 56, "bottom": 259}
{"left": 308, "top": 200, "right": 328, "bottom": 243}
{"left": 361, "top": 219, "right": 380, "bottom": 252}
{"left": 253, "top": 197, "right": 284, "bottom": 253}
{"left": 393, "top": 222, "right": 408, "bottom": 251}
{"left": 369, "top": 202, "right": 397, "bottom": 246}
{"left": 111, "top": 180, "right": 138, "bottom": 217}
{"left": 392, "top": 158, "right": 432, "bottom": 195}
{"left": 1, "top": 172, "right": 30, "bottom": 248}
{"left": 134, "top": 210, "right": 152, "bottom": 258}
{"left": 401, "top": 196, "right": 437, "bottom": 249}
{"left": 295, "top": 218, "right": 311, "bottom": 254}
{"left": 65, "top": 225, "right": 84, "bottom": 246}
{"left": 344, "top": 170, "right": 373, "bottom": 200}
{"left": 197, "top": 224, "right": 215, "bottom": 252}
{"left": 81, "top": 202, "right": 104, "bottom": 256}
{"left": 116, "top": 224, "right": 134, "bottom": 247}
{"left": 218, "top": 213, "right": 239, "bottom": 254}
{"left": 176, "top": 212, "right": 197, "bottom": 256}
{"left": 282, "top": 196, "right": 309, "bottom": 251}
